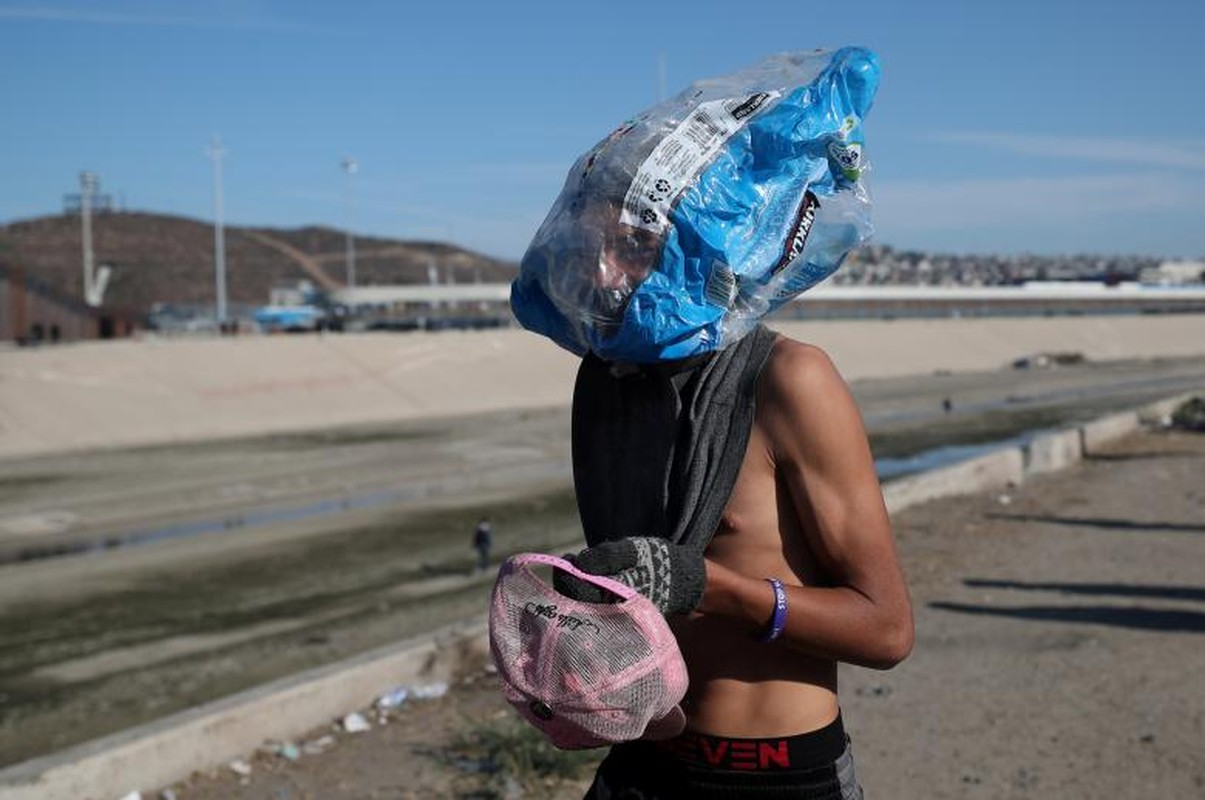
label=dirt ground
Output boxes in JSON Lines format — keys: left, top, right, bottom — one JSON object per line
{"left": 1, "top": 358, "right": 1202, "bottom": 775}
{"left": 162, "top": 427, "right": 1205, "bottom": 800}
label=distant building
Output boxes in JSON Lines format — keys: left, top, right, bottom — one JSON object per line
{"left": 1139, "top": 261, "right": 1205, "bottom": 286}
{"left": 268, "top": 280, "right": 318, "bottom": 308}
{"left": 0, "top": 260, "right": 138, "bottom": 344}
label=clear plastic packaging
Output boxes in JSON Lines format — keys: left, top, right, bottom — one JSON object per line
{"left": 511, "top": 47, "right": 880, "bottom": 362}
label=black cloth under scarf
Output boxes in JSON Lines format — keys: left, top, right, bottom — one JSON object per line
{"left": 571, "top": 324, "right": 778, "bottom": 550}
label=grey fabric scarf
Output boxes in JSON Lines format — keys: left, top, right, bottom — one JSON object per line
{"left": 571, "top": 324, "right": 778, "bottom": 550}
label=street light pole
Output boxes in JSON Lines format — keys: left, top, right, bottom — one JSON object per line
{"left": 206, "top": 135, "right": 228, "bottom": 328}
{"left": 79, "top": 171, "right": 97, "bottom": 304}
{"left": 341, "top": 157, "right": 358, "bottom": 288}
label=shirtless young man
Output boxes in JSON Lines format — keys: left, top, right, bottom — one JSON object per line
{"left": 565, "top": 334, "right": 914, "bottom": 798}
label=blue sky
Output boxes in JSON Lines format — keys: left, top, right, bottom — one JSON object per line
{"left": 1, "top": 0, "right": 1203, "bottom": 260}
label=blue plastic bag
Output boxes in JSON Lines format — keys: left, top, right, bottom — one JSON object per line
{"left": 512, "top": 47, "right": 879, "bottom": 362}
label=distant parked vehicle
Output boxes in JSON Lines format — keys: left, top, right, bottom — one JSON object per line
{"left": 252, "top": 305, "right": 325, "bottom": 333}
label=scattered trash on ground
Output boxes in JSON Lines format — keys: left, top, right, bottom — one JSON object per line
{"left": 376, "top": 686, "right": 410, "bottom": 709}
{"left": 302, "top": 734, "right": 336, "bottom": 755}
{"left": 373, "top": 680, "right": 449, "bottom": 711}
{"left": 182, "top": 677, "right": 466, "bottom": 792}
{"left": 276, "top": 741, "right": 301, "bottom": 761}
{"left": 342, "top": 711, "right": 371, "bottom": 733}
{"left": 117, "top": 792, "right": 142, "bottom": 800}
{"left": 160, "top": 789, "right": 178, "bottom": 800}
{"left": 411, "top": 681, "right": 449, "bottom": 700}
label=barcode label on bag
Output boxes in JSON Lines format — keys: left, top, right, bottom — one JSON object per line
{"left": 620, "top": 91, "right": 779, "bottom": 234}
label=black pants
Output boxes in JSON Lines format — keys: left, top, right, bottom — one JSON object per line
{"left": 583, "top": 715, "right": 864, "bottom": 799}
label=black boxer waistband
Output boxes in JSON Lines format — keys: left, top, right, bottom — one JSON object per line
{"left": 655, "top": 714, "right": 847, "bottom": 773}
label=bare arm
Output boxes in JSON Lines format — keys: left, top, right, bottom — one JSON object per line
{"left": 698, "top": 340, "right": 914, "bottom": 669}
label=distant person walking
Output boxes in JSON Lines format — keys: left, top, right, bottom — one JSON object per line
{"left": 472, "top": 517, "right": 493, "bottom": 573}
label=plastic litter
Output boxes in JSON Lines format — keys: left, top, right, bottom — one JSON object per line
{"left": 512, "top": 47, "right": 879, "bottom": 362}
{"left": 376, "top": 686, "right": 410, "bottom": 709}
{"left": 229, "top": 758, "right": 252, "bottom": 776}
{"left": 410, "top": 681, "right": 449, "bottom": 700}
{"left": 342, "top": 711, "right": 371, "bottom": 733}
{"left": 160, "top": 790, "right": 178, "bottom": 800}
{"left": 277, "top": 742, "right": 301, "bottom": 761}
{"left": 302, "top": 734, "right": 335, "bottom": 755}
{"left": 117, "top": 793, "right": 142, "bottom": 800}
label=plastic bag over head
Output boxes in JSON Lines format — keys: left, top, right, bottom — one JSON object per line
{"left": 511, "top": 47, "right": 879, "bottom": 363}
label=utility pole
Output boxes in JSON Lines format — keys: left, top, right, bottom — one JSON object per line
{"left": 79, "top": 171, "right": 97, "bottom": 304}
{"left": 206, "top": 135, "right": 228, "bottom": 328}
{"left": 77, "top": 172, "right": 111, "bottom": 308}
{"left": 341, "top": 157, "right": 358, "bottom": 288}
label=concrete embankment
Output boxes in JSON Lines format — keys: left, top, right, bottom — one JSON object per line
{"left": 882, "top": 393, "right": 1189, "bottom": 512}
{"left": 2, "top": 314, "right": 1203, "bottom": 459}
{"left": 0, "top": 620, "right": 488, "bottom": 800}
{"left": 2, "top": 391, "right": 1197, "bottom": 800}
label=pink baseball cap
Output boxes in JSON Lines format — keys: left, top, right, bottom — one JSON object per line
{"left": 488, "top": 552, "right": 689, "bottom": 750}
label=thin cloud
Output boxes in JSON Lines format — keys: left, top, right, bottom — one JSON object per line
{"left": 0, "top": 4, "right": 319, "bottom": 33}
{"left": 282, "top": 187, "right": 542, "bottom": 254}
{"left": 873, "top": 172, "right": 1202, "bottom": 233}
{"left": 930, "top": 132, "right": 1205, "bottom": 171}
{"left": 445, "top": 161, "right": 572, "bottom": 186}
{"left": 285, "top": 189, "right": 459, "bottom": 223}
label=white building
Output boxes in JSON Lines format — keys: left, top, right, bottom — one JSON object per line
{"left": 1139, "top": 261, "right": 1205, "bottom": 285}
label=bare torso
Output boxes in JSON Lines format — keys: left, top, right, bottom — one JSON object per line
{"left": 671, "top": 378, "right": 840, "bottom": 737}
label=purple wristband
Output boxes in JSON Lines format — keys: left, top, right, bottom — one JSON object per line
{"left": 760, "top": 578, "right": 788, "bottom": 642}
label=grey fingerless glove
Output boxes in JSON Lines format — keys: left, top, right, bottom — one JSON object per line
{"left": 557, "top": 537, "right": 705, "bottom": 616}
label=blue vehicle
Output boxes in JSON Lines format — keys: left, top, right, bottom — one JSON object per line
{"left": 252, "top": 304, "right": 325, "bottom": 333}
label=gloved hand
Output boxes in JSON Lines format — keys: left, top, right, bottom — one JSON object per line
{"left": 554, "top": 537, "right": 705, "bottom": 616}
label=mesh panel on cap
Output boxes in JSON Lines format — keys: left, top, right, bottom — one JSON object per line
{"left": 490, "top": 557, "right": 686, "bottom": 747}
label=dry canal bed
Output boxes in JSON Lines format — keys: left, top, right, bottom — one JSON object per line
{"left": 0, "top": 356, "right": 1202, "bottom": 767}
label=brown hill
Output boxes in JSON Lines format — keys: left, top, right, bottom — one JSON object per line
{"left": 0, "top": 212, "right": 517, "bottom": 314}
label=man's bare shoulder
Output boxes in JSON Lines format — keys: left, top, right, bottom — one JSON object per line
{"left": 760, "top": 335, "right": 848, "bottom": 408}
{"left": 756, "top": 334, "right": 867, "bottom": 464}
